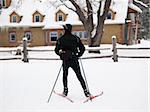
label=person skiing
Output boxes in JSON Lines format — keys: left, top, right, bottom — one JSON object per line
{"left": 55, "top": 24, "right": 91, "bottom": 97}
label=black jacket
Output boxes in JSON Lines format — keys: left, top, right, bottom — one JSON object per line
{"left": 55, "top": 31, "right": 85, "bottom": 60}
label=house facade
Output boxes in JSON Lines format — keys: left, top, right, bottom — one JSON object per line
{"left": 0, "top": 0, "right": 143, "bottom": 47}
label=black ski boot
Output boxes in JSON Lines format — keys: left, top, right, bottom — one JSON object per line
{"left": 63, "top": 87, "right": 68, "bottom": 96}
{"left": 84, "top": 89, "right": 91, "bottom": 97}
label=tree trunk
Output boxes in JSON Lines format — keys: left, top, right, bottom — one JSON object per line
{"left": 65, "top": 0, "right": 111, "bottom": 51}
{"left": 92, "top": 18, "right": 105, "bottom": 47}
{"left": 90, "top": 0, "right": 111, "bottom": 47}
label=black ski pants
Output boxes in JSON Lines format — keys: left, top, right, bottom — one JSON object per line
{"left": 62, "top": 59, "right": 87, "bottom": 91}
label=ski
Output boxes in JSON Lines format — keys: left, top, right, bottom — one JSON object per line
{"left": 83, "top": 91, "right": 103, "bottom": 103}
{"left": 53, "top": 91, "right": 74, "bottom": 103}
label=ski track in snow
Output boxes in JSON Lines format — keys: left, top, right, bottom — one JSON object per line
{"left": 0, "top": 40, "right": 150, "bottom": 112}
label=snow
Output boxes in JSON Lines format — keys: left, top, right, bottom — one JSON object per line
{"left": 0, "top": 0, "right": 143, "bottom": 28}
{"left": 128, "top": 2, "right": 142, "bottom": 13}
{"left": 134, "top": 0, "right": 148, "bottom": 8}
{"left": 0, "top": 40, "right": 150, "bottom": 112}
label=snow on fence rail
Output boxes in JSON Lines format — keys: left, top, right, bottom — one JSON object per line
{"left": 0, "top": 36, "right": 150, "bottom": 62}
{"left": 115, "top": 47, "right": 150, "bottom": 59}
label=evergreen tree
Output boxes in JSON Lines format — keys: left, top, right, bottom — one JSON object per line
{"left": 136, "top": 0, "right": 150, "bottom": 39}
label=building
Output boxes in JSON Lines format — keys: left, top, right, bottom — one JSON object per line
{"left": 0, "top": 0, "right": 144, "bottom": 47}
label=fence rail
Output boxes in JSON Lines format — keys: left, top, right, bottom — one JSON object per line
{"left": 117, "top": 47, "right": 150, "bottom": 50}
{"left": 0, "top": 36, "right": 150, "bottom": 62}
{"left": 27, "top": 49, "right": 54, "bottom": 52}
{"left": 0, "top": 57, "right": 21, "bottom": 60}
{"left": 28, "top": 55, "right": 112, "bottom": 61}
{"left": 118, "top": 56, "right": 150, "bottom": 58}
{"left": 0, "top": 50, "right": 17, "bottom": 52}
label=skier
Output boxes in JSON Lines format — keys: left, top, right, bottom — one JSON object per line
{"left": 55, "top": 24, "right": 91, "bottom": 97}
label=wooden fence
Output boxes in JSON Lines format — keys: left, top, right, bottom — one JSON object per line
{"left": 0, "top": 36, "right": 150, "bottom": 62}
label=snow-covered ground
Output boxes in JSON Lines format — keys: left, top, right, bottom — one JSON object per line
{"left": 0, "top": 40, "right": 150, "bottom": 112}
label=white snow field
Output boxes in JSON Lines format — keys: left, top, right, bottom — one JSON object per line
{"left": 0, "top": 40, "right": 150, "bottom": 112}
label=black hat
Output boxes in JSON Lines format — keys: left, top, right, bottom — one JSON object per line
{"left": 63, "top": 24, "right": 72, "bottom": 32}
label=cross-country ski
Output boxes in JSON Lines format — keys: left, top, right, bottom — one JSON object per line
{"left": 53, "top": 91, "right": 74, "bottom": 103}
{"left": 83, "top": 91, "right": 103, "bottom": 103}
{"left": 53, "top": 90, "right": 103, "bottom": 103}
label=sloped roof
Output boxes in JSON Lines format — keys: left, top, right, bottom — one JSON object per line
{"left": 134, "top": 0, "right": 148, "bottom": 8}
{"left": 0, "top": 0, "right": 142, "bottom": 29}
{"left": 128, "top": 2, "right": 142, "bottom": 13}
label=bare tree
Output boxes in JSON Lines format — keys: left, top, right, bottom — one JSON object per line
{"left": 51, "top": 0, "right": 112, "bottom": 47}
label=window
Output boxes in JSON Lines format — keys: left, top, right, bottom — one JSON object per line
{"left": 2, "top": 0, "right": 6, "bottom": 7}
{"left": 106, "top": 12, "right": 112, "bottom": 19}
{"left": 72, "top": 32, "right": 77, "bottom": 36}
{"left": 84, "top": 32, "right": 88, "bottom": 38}
{"left": 57, "top": 13, "right": 65, "bottom": 21}
{"left": 72, "top": 31, "right": 87, "bottom": 39}
{"left": 34, "top": 14, "right": 41, "bottom": 22}
{"left": 58, "top": 14, "right": 63, "bottom": 21}
{"left": 24, "top": 32, "right": 32, "bottom": 41}
{"left": 33, "top": 11, "right": 44, "bottom": 23}
{"left": 50, "top": 32, "right": 58, "bottom": 41}
{"left": 79, "top": 32, "right": 83, "bottom": 38}
{"left": 72, "top": 31, "right": 79, "bottom": 38}
{"left": 35, "top": 15, "right": 40, "bottom": 22}
{"left": 12, "top": 15, "right": 17, "bottom": 23}
{"left": 9, "top": 32, "right": 16, "bottom": 42}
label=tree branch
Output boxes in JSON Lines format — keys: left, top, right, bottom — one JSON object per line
{"left": 86, "top": 0, "right": 93, "bottom": 16}
{"left": 86, "top": 0, "right": 94, "bottom": 31}
{"left": 102, "top": 0, "right": 112, "bottom": 17}
{"left": 68, "top": 0, "right": 87, "bottom": 25}
{"left": 97, "top": 0, "right": 111, "bottom": 30}
{"left": 96, "top": 1, "right": 102, "bottom": 32}
{"left": 97, "top": 1, "right": 102, "bottom": 23}
{"left": 59, "top": 0, "right": 76, "bottom": 12}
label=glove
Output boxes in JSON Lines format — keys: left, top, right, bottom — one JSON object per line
{"left": 59, "top": 50, "right": 66, "bottom": 55}
{"left": 76, "top": 52, "right": 82, "bottom": 57}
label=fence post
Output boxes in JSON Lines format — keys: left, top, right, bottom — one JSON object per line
{"left": 22, "top": 37, "right": 29, "bottom": 62}
{"left": 112, "top": 36, "right": 118, "bottom": 62}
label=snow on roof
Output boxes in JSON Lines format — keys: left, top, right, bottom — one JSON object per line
{"left": 0, "top": 0, "right": 142, "bottom": 29}
{"left": 134, "top": 0, "right": 148, "bottom": 8}
{"left": 128, "top": 2, "right": 142, "bottom": 13}
{"left": 0, "top": 0, "right": 49, "bottom": 27}
{"left": 106, "top": 0, "right": 128, "bottom": 24}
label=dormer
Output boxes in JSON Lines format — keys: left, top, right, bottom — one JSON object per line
{"left": 32, "top": 10, "right": 45, "bottom": 22}
{"left": 0, "top": 0, "right": 11, "bottom": 8}
{"left": 10, "top": 11, "right": 22, "bottom": 23}
{"left": 55, "top": 9, "right": 68, "bottom": 22}
{"left": 106, "top": 9, "right": 116, "bottom": 20}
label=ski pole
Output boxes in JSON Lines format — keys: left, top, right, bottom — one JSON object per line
{"left": 79, "top": 58, "right": 90, "bottom": 93}
{"left": 47, "top": 64, "right": 62, "bottom": 103}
